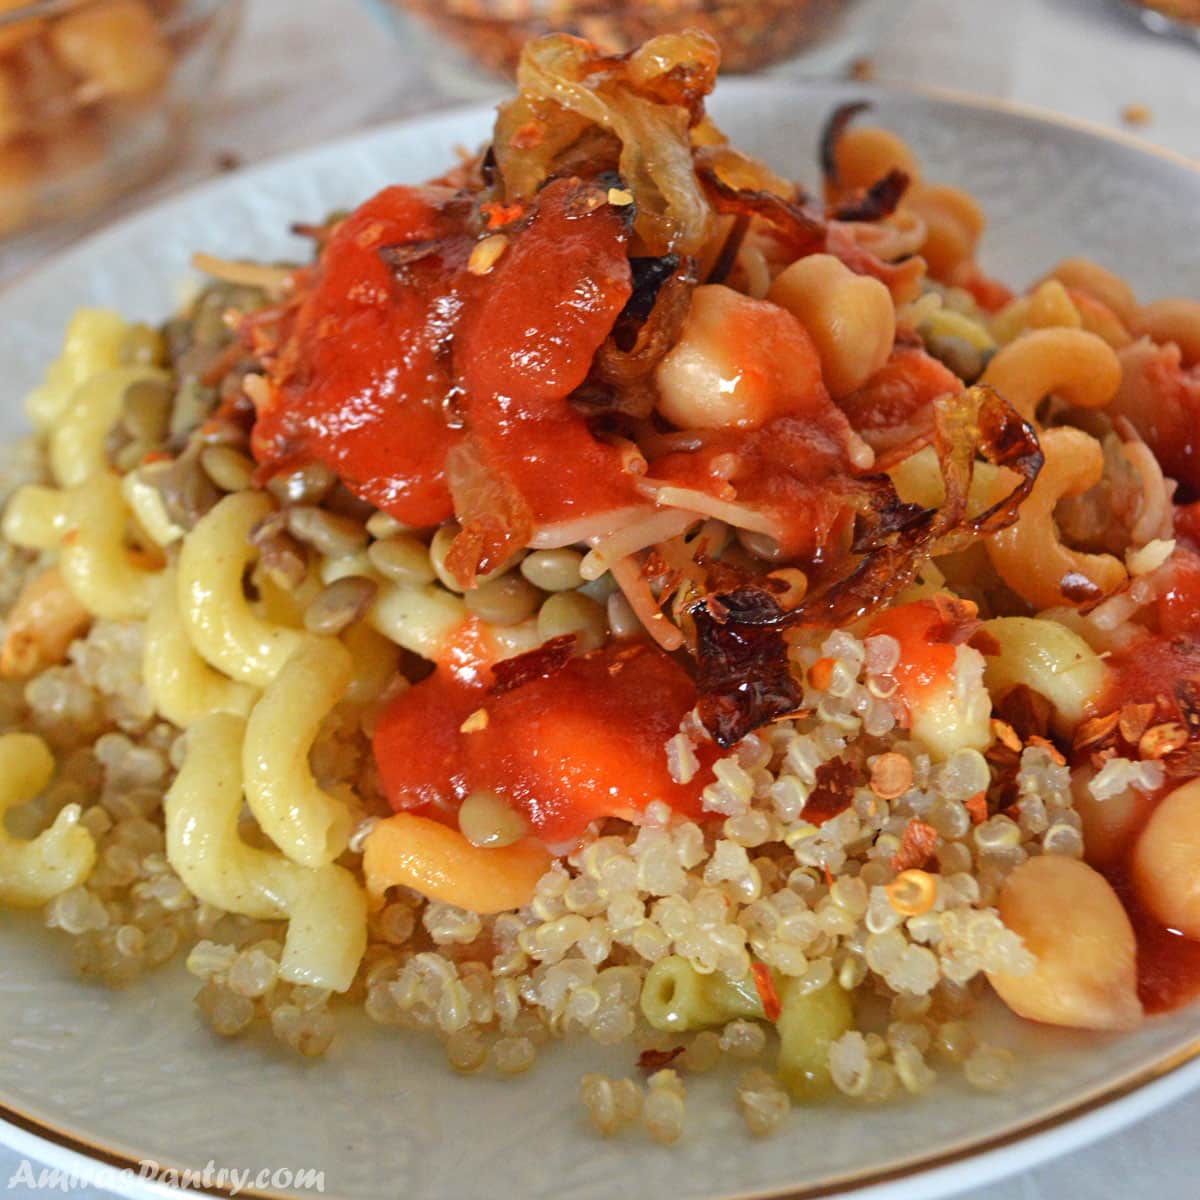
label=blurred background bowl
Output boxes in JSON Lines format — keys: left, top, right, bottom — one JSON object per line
{"left": 364, "top": 0, "right": 896, "bottom": 97}
{"left": 0, "top": 0, "right": 243, "bottom": 241}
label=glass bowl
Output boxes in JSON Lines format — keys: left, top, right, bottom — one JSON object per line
{"left": 0, "top": 0, "right": 243, "bottom": 241}
{"left": 365, "top": 0, "right": 895, "bottom": 96}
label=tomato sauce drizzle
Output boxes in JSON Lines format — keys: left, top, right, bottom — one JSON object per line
{"left": 1088, "top": 621, "right": 1200, "bottom": 1013}
{"left": 374, "top": 638, "right": 717, "bottom": 847}
{"left": 251, "top": 178, "right": 639, "bottom": 531}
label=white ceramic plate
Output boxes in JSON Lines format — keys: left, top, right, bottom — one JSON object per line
{"left": 2, "top": 80, "right": 1199, "bottom": 1200}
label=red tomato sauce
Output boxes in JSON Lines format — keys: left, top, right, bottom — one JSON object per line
{"left": 251, "top": 178, "right": 638, "bottom": 530}
{"left": 1104, "top": 865, "right": 1200, "bottom": 1015}
{"left": 868, "top": 597, "right": 962, "bottom": 707}
{"left": 837, "top": 345, "right": 960, "bottom": 458}
{"left": 1089, "top": 630, "right": 1200, "bottom": 1013}
{"left": 373, "top": 639, "right": 717, "bottom": 847}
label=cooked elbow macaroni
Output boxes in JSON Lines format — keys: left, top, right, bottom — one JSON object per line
{"left": 0, "top": 733, "right": 96, "bottom": 908}
{"left": 164, "top": 713, "right": 366, "bottom": 992}
{"left": 243, "top": 638, "right": 354, "bottom": 868}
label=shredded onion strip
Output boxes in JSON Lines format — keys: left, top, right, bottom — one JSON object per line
{"left": 527, "top": 506, "right": 654, "bottom": 550}
{"left": 638, "top": 483, "right": 781, "bottom": 538}
{"left": 582, "top": 509, "right": 701, "bottom": 581}
{"left": 191, "top": 253, "right": 296, "bottom": 295}
{"left": 609, "top": 555, "right": 684, "bottom": 652}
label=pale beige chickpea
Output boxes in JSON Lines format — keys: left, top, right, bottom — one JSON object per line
{"left": 829, "top": 125, "right": 921, "bottom": 199}
{"left": 0, "top": 138, "right": 36, "bottom": 236}
{"left": 1132, "top": 778, "right": 1200, "bottom": 939}
{"left": 48, "top": 0, "right": 171, "bottom": 101}
{"left": 767, "top": 253, "right": 895, "bottom": 398}
{"left": 987, "top": 855, "right": 1142, "bottom": 1032}
{"left": 1071, "top": 767, "right": 1153, "bottom": 870}
{"left": 654, "top": 284, "right": 825, "bottom": 430}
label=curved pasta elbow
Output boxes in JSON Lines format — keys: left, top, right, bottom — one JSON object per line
{"left": 981, "top": 617, "right": 1109, "bottom": 737}
{"left": 177, "top": 491, "right": 307, "bottom": 686}
{"left": 983, "top": 426, "right": 1127, "bottom": 610}
{"left": 164, "top": 713, "right": 366, "bottom": 992}
{"left": 143, "top": 567, "right": 257, "bottom": 727}
{"left": 363, "top": 812, "right": 551, "bottom": 914}
{"left": 243, "top": 637, "right": 354, "bottom": 867}
{"left": 0, "top": 733, "right": 96, "bottom": 908}
{"left": 979, "top": 328, "right": 1121, "bottom": 425}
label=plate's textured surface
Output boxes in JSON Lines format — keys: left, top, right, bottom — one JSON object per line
{"left": 1, "top": 81, "right": 1199, "bottom": 1200}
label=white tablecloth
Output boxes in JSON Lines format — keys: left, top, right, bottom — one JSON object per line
{"left": 2, "top": 0, "right": 1199, "bottom": 1195}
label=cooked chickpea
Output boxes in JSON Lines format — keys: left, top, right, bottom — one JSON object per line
{"left": 767, "top": 254, "right": 895, "bottom": 397}
{"left": 48, "top": 0, "right": 171, "bottom": 101}
{"left": 1131, "top": 778, "right": 1200, "bottom": 938}
{"left": 1070, "top": 768, "right": 1152, "bottom": 870}
{"left": 654, "top": 284, "right": 825, "bottom": 430}
{"left": 902, "top": 183, "right": 986, "bottom": 280}
{"left": 987, "top": 856, "right": 1142, "bottom": 1032}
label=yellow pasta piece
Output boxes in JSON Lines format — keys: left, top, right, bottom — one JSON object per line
{"left": 979, "top": 327, "right": 1121, "bottom": 425}
{"left": 363, "top": 812, "right": 551, "bottom": 914}
{"left": 981, "top": 617, "right": 1109, "bottom": 737}
{"left": 243, "top": 638, "right": 353, "bottom": 867}
{"left": 640, "top": 955, "right": 763, "bottom": 1032}
{"left": 164, "top": 713, "right": 366, "bottom": 991}
{"left": 982, "top": 426, "right": 1127, "bottom": 610}
{"left": 49, "top": 366, "right": 168, "bottom": 487}
{"left": 1043, "top": 257, "right": 1138, "bottom": 327}
{"left": 0, "top": 733, "right": 96, "bottom": 908}
{"left": 59, "top": 472, "right": 160, "bottom": 620}
{"left": 121, "top": 470, "right": 185, "bottom": 548}
{"left": 776, "top": 977, "right": 854, "bottom": 1101}
{"left": 25, "top": 308, "right": 129, "bottom": 434}
{"left": 177, "top": 491, "right": 308, "bottom": 686}
{"left": 1, "top": 483, "right": 71, "bottom": 549}
{"left": 369, "top": 580, "right": 469, "bottom": 660}
{"left": 143, "top": 567, "right": 256, "bottom": 727}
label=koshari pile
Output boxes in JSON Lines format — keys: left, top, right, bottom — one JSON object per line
{"left": 2, "top": 28, "right": 1200, "bottom": 1145}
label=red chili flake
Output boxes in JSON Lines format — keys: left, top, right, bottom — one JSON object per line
{"left": 996, "top": 684, "right": 1054, "bottom": 742}
{"left": 1026, "top": 733, "right": 1067, "bottom": 766}
{"left": 1073, "top": 710, "right": 1120, "bottom": 753}
{"left": 965, "top": 791, "right": 988, "bottom": 825}
{"left": 751, "top": 962, "right": 782, "bottom": 1023}
{"left": 967, "top": 628, "right": 1003, "bottom": 657}
{"left": 637, "top": 1046, "right": 684, "bottom": 1072}
{"left": 480, "top": 200, "right": 525, "bottom": 230}
{"left": 891, "top": 819, "right": 939, "bottom": 872}
{"left": 1118, "top": 702, "right": 1157, "bottom": 747}
{"left": 490, "top": 635, "right": 576, "bottom": 695}
{"left": 801, "top": 757, "right": 858, "bottom": 826}
{"left": 822, "top": 863, "right": 835, "bottom": 889}
{"left": 926, "top": 594, "right": 980, "bottom": 645}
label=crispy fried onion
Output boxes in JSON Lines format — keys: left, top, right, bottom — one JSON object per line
{"left": 444, "top": 437, "right": 534, "bottom": 588}
{"left": 830, "top": 168, "right": 911, "bottom": 223}
{"left": 691, "top": 385, "right": 1043, "bottom": 745}
{"left": 696, "top": 165, "right": 826, "bottom": 261}
{"left": 493, "top": 32, "right": 720, "bottom": 255}
{"left": 820, "top": 100, "right": 872, "bottom": 188}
